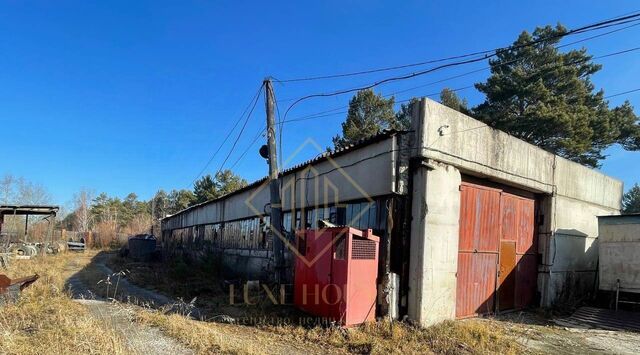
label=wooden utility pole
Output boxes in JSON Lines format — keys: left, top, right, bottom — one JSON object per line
{"left": 264, "top": 78, "right": 284, "bottom": 283}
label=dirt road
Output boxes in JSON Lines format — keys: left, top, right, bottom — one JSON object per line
{"left": 64, "top": 252, "right": 338, "bottom": 355}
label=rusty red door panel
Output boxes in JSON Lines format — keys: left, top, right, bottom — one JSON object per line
{"left": 500, "top": 194, "right": 519, "bottom": 242}
{"left": 456, "top": 183, "right": 501, "bottom": 318}
{"left": 517, "top": 198, "right": 536, "bottom": 255}
{"left": 498, "top": 241, "right": 516, "bottom": 311}
{"left": 458, "top": 184, "right": 501, "bottom": 253}
{"left": 458, "top": 183, "right": 538, "bottom": 317}
{"left": 456, "top": 252, "right": 498, "bottom": 317}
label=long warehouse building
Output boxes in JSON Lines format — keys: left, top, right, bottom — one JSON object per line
{"left": 161, "top": 98, "right": 622, "bottom": 325}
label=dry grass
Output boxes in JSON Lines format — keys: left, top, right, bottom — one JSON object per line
{"left": 136, "top": 311, "right": 257, "bottom": 354}
{"left": 0, "top": 251, "right": 526, "bottom": 354}
{"left": 134, "top": 307, "right": 523, "bottom": 355}
{"left": 0, "top": 252, "right": 131, "bottom": 354}
{"left": 262, "top": 318, "right": 522, "bottom": 354}
{"left": 108, "top": 252, "right": 524, "bottom": 354}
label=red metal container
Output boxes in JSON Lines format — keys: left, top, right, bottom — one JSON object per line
{"left": 294, "top": 227, "right": 379, "bottom": 327}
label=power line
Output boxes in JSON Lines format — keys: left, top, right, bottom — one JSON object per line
{"left": 212, "top": 84, "right": 263, "bottom": 178}
{"left": 225, "top": 86, "right": 473, "bottom": 170}
{"left": 275, "top": 20, "right": 640, "bottom": 104}
{"left": 605, "top": 88, "right": 640, "bottom": 99}
{"left": 275, "top": 12, "right": 640, "bottom": 83}
{"left": 276, "top": 44, "right": 640, "bottom": 127}
{"left": 282, "top": 13, "right": 640, "bottom": 118}
{"left": 227, "top": 13, "right": 640, "bottom": 171}
{"left": 280, "top": 86, "right": 474, "bottom": 125}
{"left": 229, "top": 127, "right": 266, "bottom": 170}
{"left": 190, "top": 84, "right": 264, "bottom": 186}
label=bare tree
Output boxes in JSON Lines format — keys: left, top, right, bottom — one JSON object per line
{"left": 0, "top": 174, "right": 15, "bottom": 204}
{"left": 16, "top": 178, "right": 51, "bottom": 205}
{"left": 73, "top": 189, "right": 93, "bottom": 232}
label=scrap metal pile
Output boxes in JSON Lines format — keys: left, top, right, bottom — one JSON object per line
{"left": 0, "top": 273, "right": 39, "bottom": 304}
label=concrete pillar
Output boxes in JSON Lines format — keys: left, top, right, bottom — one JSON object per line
{"left": 407, "top": 98, "right": 462, "bottom": 326}
{"left": 407, "top": 161, "right": 461, "bottom": 325}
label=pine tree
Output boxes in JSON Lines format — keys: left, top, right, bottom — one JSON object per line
{"left": 473, "top": 24, "right": 640, "bottom": 168}
{"left": 333, "top": 89, "right": 398, "bottom": 149}
{"left": 622, "top": 184, "right": 640, "bottom": 214}
{"left": 440, "top": 88, "right": 470, "bottom": 115}
{"left": 193, "top": 169, "right": 248, "bottom": 204}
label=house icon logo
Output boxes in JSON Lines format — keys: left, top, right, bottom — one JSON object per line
{"left": 244, "top": 138, "right": 374, "bottom": 267}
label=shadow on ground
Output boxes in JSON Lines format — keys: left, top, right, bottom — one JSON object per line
{"left": 64, "top": 251, "right": 319, "bottom": 327}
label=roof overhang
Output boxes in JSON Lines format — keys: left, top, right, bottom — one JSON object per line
{"left": 0, "top": 205, "right": 60, "bottom": 216}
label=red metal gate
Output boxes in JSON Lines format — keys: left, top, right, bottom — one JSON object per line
{"left": 456, "top": 182, "right": 537, "bottom": 318}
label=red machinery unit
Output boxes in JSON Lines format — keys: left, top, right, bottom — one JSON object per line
{"left": 294, "top": 227, "right": 379, "bottom": 327}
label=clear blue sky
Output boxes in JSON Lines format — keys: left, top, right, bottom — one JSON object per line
{"left": 1, "top": 1, "right": 639, "bottom": 206}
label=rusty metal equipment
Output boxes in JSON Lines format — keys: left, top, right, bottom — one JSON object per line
{"left": 294, "top": 227, "right": 379, "bottom": 327}
{"left": 0, "top": 273, "right": 39, "bottom": 303}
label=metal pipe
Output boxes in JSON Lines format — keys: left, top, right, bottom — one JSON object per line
{"left": 615, "top": 278, "right": 620, "bottom": 311}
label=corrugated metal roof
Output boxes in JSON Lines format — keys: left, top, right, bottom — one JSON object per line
{"left": 0, "top": 205, "right": 60, "bottom": 215}
{"left": 162, "top": 130, "right": 402, "bottom": 220}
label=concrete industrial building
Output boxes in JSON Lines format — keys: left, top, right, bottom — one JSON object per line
{"left": 161, "top": 98, "right": 622, "bottom": 326}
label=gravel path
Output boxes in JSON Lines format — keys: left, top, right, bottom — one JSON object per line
{"left": 65, "top": 255, "right": 194, "bottom": 355}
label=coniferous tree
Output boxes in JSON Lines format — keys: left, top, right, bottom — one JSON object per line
{"left": 333, "top": 89, "right": 401, "bottom": 149}
{"left": 473, "top": 24, "right": 640, "bottom": 167}
{"left": 623, "top": 184, "right": 640, "bottom": 214}
{"left": 440, "top": 88, "right": 470, "bottom": 115}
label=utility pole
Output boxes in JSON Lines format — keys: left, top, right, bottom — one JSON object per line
{"left": 264, "top": 78, "right": 284, "bottom": 284}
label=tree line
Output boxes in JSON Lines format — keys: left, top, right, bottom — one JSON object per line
{"left": 59, "top": 169, "right": 247, "bottom": 238}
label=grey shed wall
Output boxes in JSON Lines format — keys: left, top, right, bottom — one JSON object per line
{"left": 598, "top": 215, "right": 640, "bottom": 293}
{"left": 161, "top": 135, "right": 402, "bottom": 279}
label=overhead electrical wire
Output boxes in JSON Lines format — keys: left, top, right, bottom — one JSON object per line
{"left": 281, "top": 12, "right": 640, "bottom": 119}
{"left": 228, "top": 12, "right": 640, "bottom": 173}
{"left": 275, "top": 11, "right": 640, "bottom": 83}
{"left": 226, "top": 86, "right": 473, "bottom": 171}
{"left": 274, "top": 44, "right": 640, "bottom": 129}
{"left": 605, "top": 88, "right": 640, "bottom": 99}
{"left": 190, "top": 83, "right": 265, "bottom": 186}
{"left": 229, "top": 127, "right": 266, "bottom": 170}
{"left": 228, "top": 42, "right": 640, "bottom": 171}
{"left": 274, "top": 20, "right": 640, "bottom": 104}
{"left": 212, "top": 84, "right": 264, "bottom": 178}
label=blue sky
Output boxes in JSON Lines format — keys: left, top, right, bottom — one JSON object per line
{"left": 1, "top": 1, "right": 639, "bottom": 205}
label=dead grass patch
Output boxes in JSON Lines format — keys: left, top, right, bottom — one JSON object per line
{"left": 0, "top": 252, "right": 131, "bottom": 354}
{"left": 266, "top": 318, "right": 522, "bottom": 354}
{"left": 109, "top": 252, "right": 524, "bottom": 354}
{"left": 136, "top": 310, "right": 259, "bottom": 354}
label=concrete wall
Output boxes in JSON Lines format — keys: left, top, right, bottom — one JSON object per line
{"left": 540, "top": 157, "right": 622, "bottom": 306}
{"left": 408, "top": 98, "right": 623, "bottom": 325}
{"left": 407, "top": 160, "right": 461, "bottom": 325}
{"left": 417, "top": 98, "right": 555, "bottom": 194}
{"left": 598, "top": 215, "right": 640, "bottom": 292}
